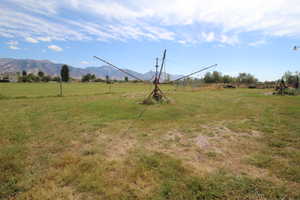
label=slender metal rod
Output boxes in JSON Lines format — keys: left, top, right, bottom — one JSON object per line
{"left": 158, "top": 49, "right": 167, "bottom": 82}
{"left": 94, "top": 56, "right": 144, "bottom": 81}
{"left": 293, "top": 45, "right": 300, "bottom": 51}
{"left": 173, "top": 64, "right": 218, "bottom": 82}
{"left": 59, "top": 80, "right": 62, "bottom": 96}
{"left": 155, "top": 58, "right": 159, "bottom": 83}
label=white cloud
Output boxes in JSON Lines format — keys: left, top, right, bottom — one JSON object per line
{"left": 0, "top": 7, "right": 89, "bottom": 41}
{"left": 143, "top": 25, "right": 175, "bottom": 40}
{"left": 80, "top": 61, "right": 89, "bottom": 65}
{"left": 202, "top": 32, "right": 215, "bottom": 42}
{"left": 37, "top": 37, "right": 52, "bottom": 42}
{"left": 219, "top": 34, "right": 239, "bottom": 45}
{"left": 8, "top": 45, "right": 20, "bottom": 50}
{"left": 67, "top": 0, "right": 300, "bottom": 38}
{"left": 178, "top": 40, "right": 187, "bottom": 44}
{"left": 6, "top": 40, "right": 20, "bottom": 49}
{"left": 130, "top": 0, "right": 300, "bottom": 37}
{"left": 248, "top": 39, "right": 267, "bottom": 46}
{"left": 1, "top": 0, "right": 300, "bottom": 45}
{"left": 25, "top": 37, "right": 38, "bottom": 43}
{"left": 6, "top": 41, "right": 18, "bottom": 45}
{"left": 48, "top": 45, "right": 62, "bottom": 51}
{"left": 8, "top": 0, "right": 58, "bottom": 15}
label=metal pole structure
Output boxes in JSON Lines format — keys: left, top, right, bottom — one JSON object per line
{"left": 108, "top": 74, "right": 111, "bottom": 93}
{"left": 153, "top": 58, "right": 160, "bottom": 101}
{"left": 60, "top": 80, "right": 63, "bottom": 97}
{"left": 158, "top": 49, "right": 167, "bottom": 82}
{"left": 293, "top": 46, "right": 300, "bottom": 51}
{"left": 155, "top": 58, "right": 159, "bottom": 81}
{"left": 293, "top": 46, "right": 300, "bottom": 89}
{"left": 94, "top": 56, "right": 144, "bottom": 81}
{"left": 173, "top": 64, "right": 218, "bottom": 82}
{"left": 58, "top": 66, "right": 63, "bottom": 97}
{"left": 94, "top": 50, "right": 216, "bottom": 103}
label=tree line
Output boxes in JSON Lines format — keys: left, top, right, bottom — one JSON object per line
{"left": 282, "top": 71, "right": 300, "bottom": 86}
{"left": 18, "top": 65, "right": 70, "bottom": 83}
{"left": 181, "top": 70, "right": 300, "bottom": 86}
{"left": 81, "top": 74, "right": 132, "bottom": 83}
{"left": 10, "top": 64, "right": 299, "bottom": 86}
{"left": 201, "top": 71, "right": 258, "bottom": 84}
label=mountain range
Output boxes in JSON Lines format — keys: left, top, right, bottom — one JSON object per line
{"left": 0, "top": 58, "right": 181, "bottom": 81}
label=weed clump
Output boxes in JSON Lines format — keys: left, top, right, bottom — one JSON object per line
{"left": 274, "top": 88, "right": 300, "bottom": 96}
{"left": 142, "top": 97, "right": 155, "bottom": 105}
{"left": 0, "top": 94, "right": 9, "bottom": 100}
{"left": 142, "top": 97, "right": 170, "bottom": 105}
{"left": 135, "top": 152, "right": 291, "bottom": 200}
{"left": 246, "top": 153, "right": 273, "bottom": 168}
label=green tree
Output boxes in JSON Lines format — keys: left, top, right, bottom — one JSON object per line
{"left": 124, "top": 76, "right": 129, "bottom": 82}
{"left": 81, "top": 73, "right": 96, "bottom": 82}
{"left": 91, "top": 74, "right": 96, "bottom": 81}
{"left": 38, "top": 71, "right": 44, "bottom": 78}
{"left": 283, "top": 71, "right": 297, "bottom": 85}
{"left": 22, "top": 70, "right": 27, "bottom": 76}
{"left": 212, "top": 71, "right": 222, "bottom": 83}
{"left": 222, "top": 75, "right": 232, "bottom": 83}
{"left": 81, "top": 74, "right": 89, "bottom": 82}
{"left": 237, "top": 73, "right": 257, "bottom": 84}
{"left": 94, "top": 78, "right": 104, "bottom": 82}
{"left": 52, "top": 76, "right": 61, "bottom": 82}
{"left": 42, "top": 75, "right": 51, "bottom": 82}
{"left": 60, "top": 65, "right": 70, "bottom": 82}
{"left": 282, "top": 71, "right": 300, "bottom": 87}
{"left": 204, "top": 72, "right": 213, "bottom": 83}
{"left": 26, "top": 73, "right": 39, "bottom": 82}
{"left": 105, "top": 75, "right": 110, "bottom": 83}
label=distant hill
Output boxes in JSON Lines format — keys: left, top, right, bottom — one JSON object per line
{"left": 0, "top": 58, "right": 181, "bottom": 81}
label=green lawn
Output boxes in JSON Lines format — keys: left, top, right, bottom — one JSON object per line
{"left": 1, "top": 83, "right": 300, "bottom": 199}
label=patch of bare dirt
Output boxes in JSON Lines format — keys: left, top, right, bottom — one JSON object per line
{"left": 264, "top": 91, "right": 274, "bottom": 96}
{"left": 101, "top": 135, "right": 137, "bottom": 161}
{"left": 122, "top": 93, "right": 146, "bottom": 99}
{"left": 144, "top": 124, "right": 276, "bottom": 180}
{"left": 17, "top": 182, "right": 81, "bottom": 200}
{"left": 194, "top": 135, "right": 210, "bottom": 148}
{"left": 164, "top": 129, "right": 184, "bottom": 140}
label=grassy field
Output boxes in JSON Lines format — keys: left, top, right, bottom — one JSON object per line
{"left": 1, "top": 82, "right": 300, "bottom": 200}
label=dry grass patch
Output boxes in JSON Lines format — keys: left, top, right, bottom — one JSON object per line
{"left": 15, "top": 183, "right": 80, "bottom": 200}
{"left": 2, "top": 84, "right": 300, "bottom": 199}
{"left": 101, "top": 136, "right": 137, "bottom": 161}
{"left": 142, "top": 122, "right": 277, "bottom": 180}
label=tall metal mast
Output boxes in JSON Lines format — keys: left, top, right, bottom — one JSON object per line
{"left": 93, "top": 56, "right": 144, "bottom": 81}
{"left": 94, "top": 49, "right": 217, "bottom": 103}
{"left": 172, "top": 64, "right": 217, "bottom": 82}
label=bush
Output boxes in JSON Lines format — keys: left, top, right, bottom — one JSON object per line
{"left": 94, "top": 78, "right": 104, "bottom": 82}
{"left": 81, "top": 74, "right": 96, "bottom": 82}
{"left": 284, "top": 88, "right": 300, "bottom": 96}
{"left": 41, "top": 76, "right": 51, "bottom": 82}
{"left": 52, "top": 76, "right": 61, "bottom": 82}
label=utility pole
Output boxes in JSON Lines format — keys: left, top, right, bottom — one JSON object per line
{"left": 293, "top": 46, "right": 300, "bottom": 51}
{"left": 58, "top": 67, "right": 63, "bottom": 97}
{"left": 94, "top": 49, "right": 216, "bottom": 104}
{"left": 59, "top": 80, "right": 63, "bottom": 97}
{"left": 153, "top": 58, "right": 160, "bottom": 101}
{"left": 293, "top": 45, "right": 300, "bottom": 89}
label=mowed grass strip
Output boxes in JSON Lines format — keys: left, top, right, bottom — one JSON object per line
{"left": 0, "top": 83, "right": 300, "bottom": 199}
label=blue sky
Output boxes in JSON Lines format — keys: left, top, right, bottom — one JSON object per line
{"left": 1, "top": 0, "right": 300, "bottom": 81}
